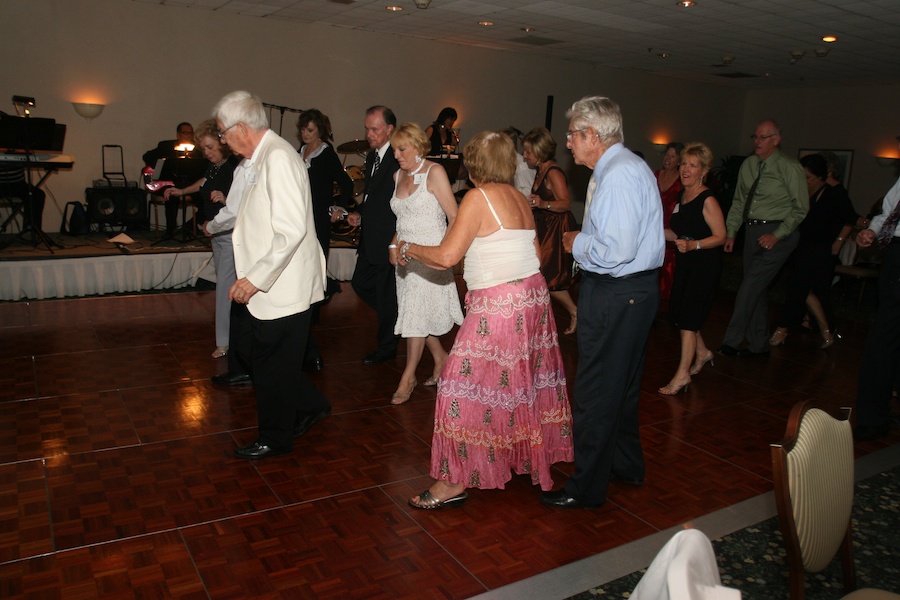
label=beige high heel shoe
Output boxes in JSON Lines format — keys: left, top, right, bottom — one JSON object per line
{"left": 391, "top": 380, "right": 418, "bottom": 405}
{"left": 689, "top": 351, "right": 715, "bottom": 376}
{"left": 768, "top": 328, "right": 788, "bottom": 346}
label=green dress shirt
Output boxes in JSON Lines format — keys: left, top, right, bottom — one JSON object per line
{"left": 726, "top": 148, "right": 808, "bottom": 240}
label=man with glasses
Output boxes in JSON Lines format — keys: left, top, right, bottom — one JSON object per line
{"left": 210, "top": 90, "right": 331, "bottom": 459}
{"left": 143, "top": 122, "right": 203, "bottom": 234}
{"left": 542, "top": 96, "right": 663, "bottom": 509}
{"left": 718, "top": 119, "right": 807, "bottom": 358}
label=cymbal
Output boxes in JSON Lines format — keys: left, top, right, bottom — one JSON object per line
{"left": 336, "top": 139, "right": 370, "bottom": 154}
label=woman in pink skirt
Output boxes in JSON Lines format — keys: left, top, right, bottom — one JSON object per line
{"left": 397, "top": 130, "right": 574, "bottom": 509}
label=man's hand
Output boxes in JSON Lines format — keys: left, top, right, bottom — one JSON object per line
{"left": 562, "top": 231, "right": 578, "bottom": 254}
{"left": 756, "top": 233, "right": 778, "bottom": 251}
{"left": 229, "top": 278, "right": 259, "bottom": 304}
{"left": 723, "top": 237, "right": 734, "bottom": 253}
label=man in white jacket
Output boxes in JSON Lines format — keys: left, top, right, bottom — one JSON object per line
{"left": 212, "top": 90, "right": 331, "bottom": 460}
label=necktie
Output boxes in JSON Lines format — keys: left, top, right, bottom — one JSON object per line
{"left": 742, "top": 161, "right": 765, "bottom": 222}
{"left": 875, "top": 199, "right": 900, "bottom": 248}
{"left": 584, "top": 177, "right": 597, "bottom": 221}
{"left": 372, "top": 151, "right": 381, "bottom": 177}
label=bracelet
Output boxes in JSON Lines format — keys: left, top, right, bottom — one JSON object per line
{"left": 400, "top": 241, "right": 411, "bottom": 262}
{"left": 696, "top": 240, "right": 701, "bottom": 251}
{"left": 836, "top": 237, "right": 843, "bottom": 242}
{"left": 387, "top": 244, "right": 398, "bottom": 249}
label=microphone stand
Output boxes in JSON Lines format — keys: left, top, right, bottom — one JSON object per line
{"left": 20, "top": 113, "right": 60, "bottom": 253}
{"left": 262, "top": 102, "right": 303, "bottom": 136}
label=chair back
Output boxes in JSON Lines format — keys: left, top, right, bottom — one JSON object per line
{"left": 771, "top": 401, "right": 855, "bottom": 599}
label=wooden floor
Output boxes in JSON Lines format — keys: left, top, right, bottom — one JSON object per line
{"left": 0, "top": 280, "right": 896, "bottom": 599}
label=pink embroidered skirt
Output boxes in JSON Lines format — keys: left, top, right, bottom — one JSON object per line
{"left": 430, "top": 272, "right": 574, "bottom": 491}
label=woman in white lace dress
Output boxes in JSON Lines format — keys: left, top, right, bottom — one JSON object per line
{"left": 388, "top": 123, "right": 463, "bottom": 404}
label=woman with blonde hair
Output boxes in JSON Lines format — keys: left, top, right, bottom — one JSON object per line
{"left": 387, "top": 123, "right": 463, "bottom": 404}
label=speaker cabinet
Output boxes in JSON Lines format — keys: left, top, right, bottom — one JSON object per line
{"left": 85, "top": 187, "right": 148, "bottom": 227}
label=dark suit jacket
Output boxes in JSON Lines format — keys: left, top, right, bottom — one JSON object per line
{"left": 358, "top": 147, "right": 399, "bottom": 265}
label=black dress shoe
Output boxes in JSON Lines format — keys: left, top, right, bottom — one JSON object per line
{"left": 234, "top": 441, "right": 288, "bottom": 459}
{"left": 303, "top": 357, "right": 324, "bottom": 372}
{"left": 294, "top": 407, "right": 332, "bottom": 438}
{"left": 362, "top": 351, "right": 396, "bottom": 365}
{"left": 540, "top": 488, "right": 601, "bottom": 509}
{"left": 717, "top": 344, "right": 739, "bottom": 357}
{"left": 854, "top": 425, "right": 890, "bottom": 441}
{"left": 736, "top": 347, "right": 769, "bottom": 358}
{"left": 211, "top": 372, "right": 252, "bottom": 386}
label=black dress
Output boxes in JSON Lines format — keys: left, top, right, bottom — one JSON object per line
{"left": 668, "top": 190, "right": 723, "bottom": 331}
{"left": 300, "top": 142, "right": 354, "bottom": 259}
{"left": 778, "top": 184, "right": 859, "bottom": 330}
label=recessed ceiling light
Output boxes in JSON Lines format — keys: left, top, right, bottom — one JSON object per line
{"left": 822, "top": 35, "right": 838, "bottom": 43}
{"left": 521, "top": 27, "right": 535, "bottom": 33}
{"left": 676, "top": 0, "right": 696, "bottom": 7}
{"left": 658, "top": 52, "right": 670, "bottom": 58}
{"left": 386, "top": 5, "right": 403, "bottom": 11}
{"left": 478, "top": 20, "right": 494, "bottom": 26}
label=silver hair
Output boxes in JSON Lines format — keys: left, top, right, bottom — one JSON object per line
{"left": 212, "top": 90, "right": 268, "bottom": 131}
{"left": 566, "top": 96, "right": 624, "bottom": 147}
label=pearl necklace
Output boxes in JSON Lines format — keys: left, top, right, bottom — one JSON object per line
{"left": 407, "top": 160, "right": 425, "bottom": 177}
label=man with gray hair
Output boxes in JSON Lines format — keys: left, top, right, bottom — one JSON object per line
{"left": 542, "top": 96, "right": 664, "bottom": 509}
{"left": 718, "top": 119, "right": 807, "bottom": 357}
{"left": 212, "top": 90, "right": 331, "bottom": 460}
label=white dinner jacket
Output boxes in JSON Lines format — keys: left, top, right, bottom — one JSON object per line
{"left": 232, "top": 130, "right": 326, "bottom": 320}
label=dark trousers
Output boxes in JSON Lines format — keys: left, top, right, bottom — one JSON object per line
{"left": 779, "top": 245, "right": 838, "bottom": 330}
{"left": 723, "top": 224, "right": 798, "bottom": 352}
{"left": 565, "top": 269, "right": 659, "bottom": 505}
{"left": 229, "top": 303, "right": 329, "bottom": 451}
{"left": 856, "top": 241, "right": 900, "bottom": 427}
{"left": 351, "top": 247, "right": 398, "bottom": 356}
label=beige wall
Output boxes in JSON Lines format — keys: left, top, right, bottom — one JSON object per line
{"left": 4, "top": 0, "right": 748, "bottom": 231}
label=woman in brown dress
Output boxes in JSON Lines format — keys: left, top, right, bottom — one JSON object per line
{"left": 522, "top": 127, "right": 578, "bottom": 334}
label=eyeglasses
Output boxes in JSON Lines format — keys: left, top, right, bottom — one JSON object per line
{"left": 218, "top": 123, "right": 238, "bottom": 139}
{"left": 750, "top": 133, "right": 777, "bottom": 141}
{"left": 566, "top": 128, "right": 588, "bottom": 141}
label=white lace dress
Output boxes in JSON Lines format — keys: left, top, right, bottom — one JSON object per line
{"left": 391, "top": 165, "right": 464, "bottom": 338}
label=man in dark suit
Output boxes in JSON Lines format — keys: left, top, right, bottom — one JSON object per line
{"left": 343, "top": 106, "right": 400, "bottom": 364}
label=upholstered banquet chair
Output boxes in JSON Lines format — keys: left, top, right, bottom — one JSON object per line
{"left": 630, "top": 528, "right": 741, "bottom": 600}
{"left": 771, "top": 400, "right": 900, "bottom": 600}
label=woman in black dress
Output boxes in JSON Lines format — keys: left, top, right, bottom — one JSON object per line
{"left": 768, "top": 154, "right": 859, "bottom": 349}
{"left": 659, "top": 142, "right": 726, "bottom": 395}
{"left": 424, "top": 107, "right": 460, "bottom": 156}
{"left": 297, "top": 109, "right": 354, "bottom": 369}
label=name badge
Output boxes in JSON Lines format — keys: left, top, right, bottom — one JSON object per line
{"left": 413, "top": 173, "right": 426, "bottom": 185}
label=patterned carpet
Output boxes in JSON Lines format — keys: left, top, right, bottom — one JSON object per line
{"left": 567, "top": 465, "right": 900, "bottom": 599}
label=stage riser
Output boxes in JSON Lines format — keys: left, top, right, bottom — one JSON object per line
{"left": 0, "top": 252, "right": 212, "bottom": 301}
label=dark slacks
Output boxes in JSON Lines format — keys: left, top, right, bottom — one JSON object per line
{"left": 722, "top": 223, "right": 798, "bottom": 352}
{"left": 351, "top": 246, "right": 398, "bottom": 356}
{"left": 565, "top": 269, "right": 659, "bottom": 505}
{"left": 229, "top": 303, "right": 329, "bottom": 451}
{"left": 856, "top": 241, "right": 900, "bottom": 428}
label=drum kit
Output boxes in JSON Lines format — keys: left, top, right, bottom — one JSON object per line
{"left": 335, "top": 139, "right": 369, "bottom": 204}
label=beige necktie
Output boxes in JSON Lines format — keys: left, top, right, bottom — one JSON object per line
{"left": 584, "top": 177, "right": 597, "bottom": 223}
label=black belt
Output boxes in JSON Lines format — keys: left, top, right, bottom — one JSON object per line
{"left": 746, "top": 219, "right": 782, "bottom": 226}
{"left": 584, "top": 268, "right": 658, "bottom": 281}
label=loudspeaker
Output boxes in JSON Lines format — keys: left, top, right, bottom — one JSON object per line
{"left": 85, "top": 187, "right": 148, "bottom": 227}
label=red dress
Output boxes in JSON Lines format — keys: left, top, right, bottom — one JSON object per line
{"left": 655, "top": 170, "right": 683, "bottom": 300}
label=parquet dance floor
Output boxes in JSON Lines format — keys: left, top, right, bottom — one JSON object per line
{"left": 1, "top": 280, "right": 897, "bottom": 598}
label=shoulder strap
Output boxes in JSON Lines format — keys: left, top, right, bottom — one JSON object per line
{"left": 478, "top": 188, "right": 504, "bottom": 229}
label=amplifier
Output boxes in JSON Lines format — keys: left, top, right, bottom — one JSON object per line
{"left": 85, "top": 187, "right": 148, "bottom": 227}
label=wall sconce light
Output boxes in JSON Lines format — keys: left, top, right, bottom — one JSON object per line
{"left": 653, "top": 143, "right": 668, "bottom": 153}
{"left": 876, "top": 156, "right": 898, "bottom": 168}
{"left": 72, "top": 102, "right": 105, "bottom": 120}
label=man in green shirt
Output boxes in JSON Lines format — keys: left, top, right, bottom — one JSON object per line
{"left": 719, "top": 119, "right": 808, "bottom": 357}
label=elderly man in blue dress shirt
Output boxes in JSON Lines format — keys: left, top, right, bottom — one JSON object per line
{"left": 542, "top": 96, "right": 664, "bottom": 509}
